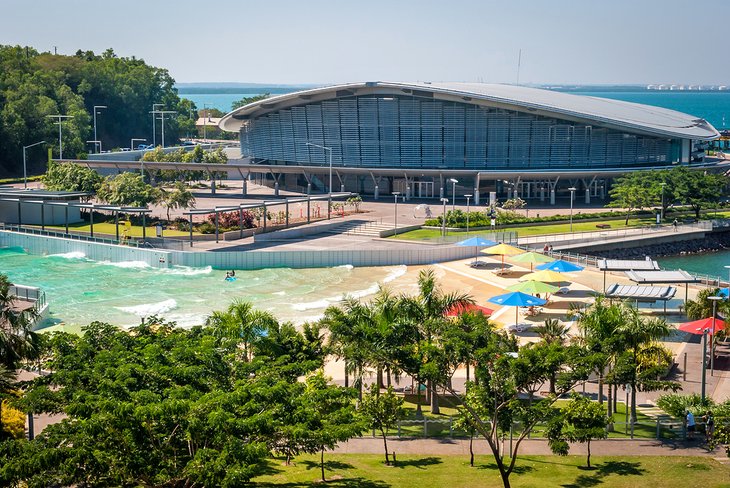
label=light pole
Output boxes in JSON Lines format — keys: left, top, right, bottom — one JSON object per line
{"left": 568, "top": 187, "right": 577, "bottom": 232}
{"left": 93, "top": 105, "right": 107, "bottom": 153}
{"left": 704, "top": 295, "right": 723, "bottom": 399}
{"left": 305, "top": 142, "right": 333, "bottom": 197}
{"left": 131, "top": 138, "right": 146, "bottom": 151}
{"left": 449, "top": 178, "right": 458, "bottom": 212}
{"left": 393, "top": 191, "right": 401, "bottom": 236}
{"left": 202, "top": 104, "right": 209, "bottom": 141}
{"left": 46, "top": 115, "right": 73, "bottom": 159}
{"left": 151, "top": 103, "right": 163, "bottom": 147}
{"left": 709, "top": 295, "right": 723, "bottom": 378}
{"left": 660, "top": 182, "right": 666, "bottom": 223}
{"left": 464, "top": 194, "right": 472, "bottom": 235}
{"left": 158, "top": 110, "right": 177, "bottom": 148}
{"left": 22, "top": 141, "right": 46, "bottom": 189}
{"left": 441, "top": 198, "right": 449, "bottom": 237}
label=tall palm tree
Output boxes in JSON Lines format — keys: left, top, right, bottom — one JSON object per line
{"left": 205, "top": 299, "right": 277, "bottom": 362}
{"left": 615, "top": 304, "right": 671, "bottom": 423}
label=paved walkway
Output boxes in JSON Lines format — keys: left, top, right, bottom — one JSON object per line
{"left": 335, "top": 437, "right": 725, "bottom": 458}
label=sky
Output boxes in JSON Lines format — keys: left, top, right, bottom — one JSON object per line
{"left": 2, "top": 0, "right": 729, "bottom": 86}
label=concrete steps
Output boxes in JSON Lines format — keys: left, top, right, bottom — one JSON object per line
{"left": 325, "top": 221, "right": 391, "bottom": 237}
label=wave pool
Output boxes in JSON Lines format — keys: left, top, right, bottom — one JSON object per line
{"left": 0, "top": 246, "right": 413, "bottom": 332}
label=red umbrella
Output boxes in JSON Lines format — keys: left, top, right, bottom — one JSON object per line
{"left": 678, "top": 317, "right": 725, "bottom": 336}
{"left": 445, "top": 303, "right": 494, "bottom": 317}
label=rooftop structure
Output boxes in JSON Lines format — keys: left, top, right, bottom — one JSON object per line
{"left": 218, "top": 82, "right": 722, "bottom": 204}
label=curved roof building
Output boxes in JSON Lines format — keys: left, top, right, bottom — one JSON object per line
{"left": 220, "top": 82, "right": 721, "bottom": 203}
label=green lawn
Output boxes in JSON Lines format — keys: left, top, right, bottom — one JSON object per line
{"left": 390, "top": 216, "right": 656, "bottom": 241}
{"left": 46, "top": 221, "right": 197, "bottom": 237}
{"left": 251, "top": 454, "right": 730, "bottom": 487}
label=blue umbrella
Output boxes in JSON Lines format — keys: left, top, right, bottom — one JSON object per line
{"left": 457, "top": 237, "right": 497, "bottom": 265}
{"left": 720, "top": 288, "right": 729, "bottom": 298}
{"left": 488, "top": 291, "right": 547, "bottom": 326}
{"left": 536, "top": 259, "right": 584, "bottom": 273}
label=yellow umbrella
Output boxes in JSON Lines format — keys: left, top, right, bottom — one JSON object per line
{"left": 481, "top": 243, "right": 524, "bottom": 273}
{"left": 521, "top": 269, "right": 570, "bottom": 283}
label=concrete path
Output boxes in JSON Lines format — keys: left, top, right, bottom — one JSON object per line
{"left": 335, "top": 437, "right": 725, "bottom": 458}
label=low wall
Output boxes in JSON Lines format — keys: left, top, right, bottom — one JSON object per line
{"left": 1, "top": 230, "right": 476, "bottom": 270}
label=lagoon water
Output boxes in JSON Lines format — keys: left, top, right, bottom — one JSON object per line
{"left": 659, "top": 250, "right": 730, "bottom": 279}
{"left": 0, "top": 247, "right": 413, "bottom": 332}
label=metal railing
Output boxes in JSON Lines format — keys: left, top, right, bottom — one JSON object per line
{"left": 0, "top": 224, "right": 140, "bottom": 247}
{"left": 9, "top": 284, "right": 47, "bottom": 316}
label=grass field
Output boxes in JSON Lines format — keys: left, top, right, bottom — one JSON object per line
{"left": 46, "top": 221, "right": 196, "bottom": 237}
{"left": 251, "top": 454, "right": 730, "bottom": 487}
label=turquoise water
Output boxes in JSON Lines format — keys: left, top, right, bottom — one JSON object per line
{"left": 0, "top": 247, "right": 410, "bottom": 331}
{"left": 659, "top": 250, "right": 730, "bottom": 279}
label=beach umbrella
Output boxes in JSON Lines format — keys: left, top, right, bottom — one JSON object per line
{"left": 445, "top": 303, "right": 494, "bottom": 317}
{"left": 536, "top": 259, "right": 584, "bottom": 273}
{"left": 481, "top": 243, "right": 523, "bottom": 272}
{"left": 522, "top": 269, "right": 570, "bottom": 283}
{"left": 509, "top": 251, "right": 553, "bottom": 271}
{"left": 456, "top": 237, "right": 497, "bottom": 265}
{"left": 506, "top": 280, "right": 559, "bottom": 295}
{"left": 488, "top": 291, "right": 547, "bottom": 326}
{"left": 678, "top": 317, "right": 725, "bottom": 336}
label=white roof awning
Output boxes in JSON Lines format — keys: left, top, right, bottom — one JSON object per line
{"left": 605, "top": 284, "right": 677, "bottom": 301}
{"left": 625, "top": 270, "right": 699, "bottom": 284}
{"left": 597, "top": 258, "right": 661, "bottom": 271}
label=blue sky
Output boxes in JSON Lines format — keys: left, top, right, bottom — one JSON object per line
{"left": 2, "top": 0, "right": 728, "bottom": 85}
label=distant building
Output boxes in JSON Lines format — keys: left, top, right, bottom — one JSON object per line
{"left": 219, "top": 82, "right": 721, "bottom": 204}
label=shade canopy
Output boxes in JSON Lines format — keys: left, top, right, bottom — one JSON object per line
{"left": 482, "top": 243, "right": 523, "bottom": 256}
{"left": 506, "top": 280, "right": 560, "bottom": 295}
{"left": 678, "top": 317, "right": 726, "bottom": 336}
{"left": 536, "top": 259, "right": 584, "bottom": 273}
{"left": 488, "top": 291, "right": 547, "bottom": 307}
{"left": 445, "top": 303, "right": 494, "bottom": 317}
{"left": 510, "top": 251, "right": 553, "bottom": 264}
{"left": 521, "top": 269, "right": 570, "bottom": 283}
{"left": 456, "top": 236, "right": 497, "bottom": 247}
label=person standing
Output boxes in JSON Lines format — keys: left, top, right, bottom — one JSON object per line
{"left": 704, "top": 411, "right": 715, "bottom": 442}
{"left": 686, "top": 411, "right": 696, "bottom": 439}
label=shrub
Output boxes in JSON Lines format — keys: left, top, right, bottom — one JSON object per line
{"left": 2, "top": 400, "right": 25, "bottom": 440}
{"left": 656, "top": 393, "right": 713, "bottom": 418}
{"left": 204, "top": 211, "right": 256, "bottom": 232}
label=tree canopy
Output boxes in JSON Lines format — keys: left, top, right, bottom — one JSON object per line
{"left": 0, "top": 45, "right": 196, "bottom": 177}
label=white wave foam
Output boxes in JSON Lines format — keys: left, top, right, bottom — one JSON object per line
{"left": 164, "top": 265, "right": 213, "bottom": 276}
{"left": 335, "top": 264, "right": 354, "bottom": 270}
{"left": 291, "top": 299, "right": 332, "bottom": 311}
{"left": 272, "top": 291, "right": 286, "bottom": 296}
{"left": 382, "top": 265, "right": 407, "bottom": 284}
{"left": 99, "top": 260, "right": 151, "bottom": 269}
{"left": 116, "top": 298, "right": 177, "bottom": 317}
{"left": 48, "top": 251, "right": 86, "bottom": 259}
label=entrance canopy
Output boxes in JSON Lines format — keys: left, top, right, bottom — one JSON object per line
{"left": 597, "top": 258, "right": 661, "bottom": 271}
{"left": 605, "top": 284, "right": 677, "bottom": 302}
{"left": 625, "top": 270, "right": 698, "bottom": 284}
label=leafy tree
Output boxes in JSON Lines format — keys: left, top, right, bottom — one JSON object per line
{"left": 547, "top": 394, "right": 609, "bottom": 468}
{"left": 360, "top": 384, "right": 404, "bottom": 466}
{"left": 608, "top": 171, "right": 659, "bottom": 225}
{"left": 0, "top": 274, "right": 40, "bottom": 370}
{"left": 684, "top": 287, "right": 729, "bottom": 320}
{"left": 670, "top": 167, "right": 727, "bottom": 219}
{"left": 206, "top": 299, "right": 277, "bottom": 362}
{"left": 96, "top": 172, "right": 162, "bottom": 207}
{"left": 161, "top": 180, "right": 196, "bottom": 221}
{"left": 231, "top": 93, "right": 270, "bottom": 111}
{"left": 42, "top": 161, "right": 103, "bottom": 194}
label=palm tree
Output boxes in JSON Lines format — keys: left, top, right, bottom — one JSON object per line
{"left": 536, "top": 318, "right": 569, "bottom": 345}
{"left": 205, "top": 299, "right": 277, "bottom": 362}
{"left": 615, "top": 304, "right": 671, "bottom": 423}
{"left": 0, "top": 274, "right": 40, "bottom": 370}
{"left": 684, "top": 287, "right": 727, "bottom": 320}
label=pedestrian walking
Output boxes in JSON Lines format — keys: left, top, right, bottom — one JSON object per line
{"left": 704, "top": 411, "right": 715, "bottom": 442}
{"left": 673, "top": 219, "right": 678, "bottom": 231}
{"left": 686, "top": 411, "right": 696, "bottom": 439}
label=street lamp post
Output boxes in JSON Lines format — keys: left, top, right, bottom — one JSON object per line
{"left": 705, "top": 295, "right": 723, "bottom": 399}
{"left": 202, "top": 104, "right": 209, "bottom": 141}
{"left": 305, "top": 142, "right": 333, "bottom": 194}
{"left": 22, "top": 141, "right": 46, "bottom": 189}
{"left": 151, "top": 103, "right": 164, "bottom": 147}
{"left": 441, "top": 198, "right": 449, "bottom": 237}
{"left": 568, "top": 187, "right": 577, "bottom": 232}
{"left": 157, "top": 110, "right": 177, "bottom": 149}
{"left": 449, "top": 178, "right": 458, "bottom": 213}
{"left": 660, "top": 182, "right": 666, "bottom": 223}
{"left": 464, "top": 194, "right": 472, "bottom": 235}
{"left": 46, "top": 115, "right": 73, "bottom": 159}
{"left": 93, "top": 105, "right": 107, "bottom": 153}
{"left": 393, "top": 192, "right": 401, "bottom": 236}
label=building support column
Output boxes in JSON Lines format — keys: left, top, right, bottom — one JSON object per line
{"left": 549, "top": 176, "right": 561, "bottom": 205}
{"left": 439, "top": 173, "right": 444, "bottom": 199}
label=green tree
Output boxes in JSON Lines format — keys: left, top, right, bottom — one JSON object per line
{"left": 96, "top": 172, "right": 162, "bottom": 207}
{"left": 43, "top": 161, "right": 103, "bottom": 193}
{"left": 547, "top": 394, "right": 609, "bottom": 468}
{"left": 206, "top": 299, "right": 277, "bottom": 362}
{"left": 161, "top": 180, "right": 196, "bottom": 221}
{"left": 0, "top": 274, "right": 39, "bottom": 371}
{"left": 608, "top": 171, "right": 660, "bottom": 225}
{"left": 360, "top": 384, "right": 404, "bottom": 466}
{"left": 670, "top": 166, "right": 727, "bottom": 219}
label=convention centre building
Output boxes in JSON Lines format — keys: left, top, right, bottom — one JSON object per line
{"left": 219, "top": 82, "right": 721, "bottom": 205}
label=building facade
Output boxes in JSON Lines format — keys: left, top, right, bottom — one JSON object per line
{"left": 219, "top": 82, "right": 721, "bottom": 204}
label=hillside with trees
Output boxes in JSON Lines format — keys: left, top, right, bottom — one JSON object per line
{"left": 0, "top": 45, "right": 196, "bottom": 177}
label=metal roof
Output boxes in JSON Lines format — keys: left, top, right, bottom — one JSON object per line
{"left": 597, "top": 258, "right": 661, "bottom": 271}
{"left": 625, "top": 269, "right": 699, "bottom": 284}
{"left": 605, "top": 284, "right": 677, "bottom": 301}
{"left": 219, "top": 81, "right": 720, "bottom": 140}
{"left": 0, "top": 188, "right": 92, "bottom": 199}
